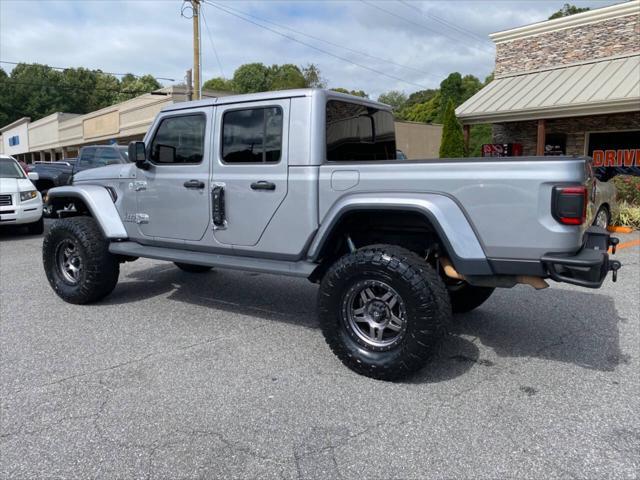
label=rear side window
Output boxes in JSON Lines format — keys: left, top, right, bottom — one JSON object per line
{"left": 222, "top": 107, "right": 283, "bottom": 163}
{"left": 326, "top": 100, "right": 396, "bottom": 161}
{"left": 150, "top": 114, "right": 206, "bottom": 164}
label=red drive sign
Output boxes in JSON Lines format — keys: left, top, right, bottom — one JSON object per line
{"left": 588, "top": 131, "right": 640, "bottom": 180}
{"left": 592, "top": 149, "right": 640, "bottom": 167}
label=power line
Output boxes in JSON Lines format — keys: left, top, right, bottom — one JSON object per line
{"left": 203, "top": 0, "right": 430, "bottom": 90}
{"left": 360, "top": 0, "right": 493, "bottom": 55}
{"left": 205, "top": 1, "right": 440, "bottom": 80}
{"left": 397, "top": 0, "right": 492, "bottom": 45}
{"left": 0, "top": 60, "right": 175, "bottom": 82}
{"left": 201, "top": 7, "right": 225, "bottom": 78}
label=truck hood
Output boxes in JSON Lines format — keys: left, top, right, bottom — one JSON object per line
{"left": 73, "top": 164, "right": 136, "bottom": 183}
{"left": 0, "top": 177, "right": 36, "bottom": 194}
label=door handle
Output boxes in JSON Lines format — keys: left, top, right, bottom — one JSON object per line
{"left": 184, "top": 179, "right": 205, "bottom": 189}
{"left": 250, "top": 181, "right": 276, "bottom": 191}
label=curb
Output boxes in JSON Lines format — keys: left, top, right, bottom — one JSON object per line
{"left": 608, "top": 226, "right": 634, "bottom": 233}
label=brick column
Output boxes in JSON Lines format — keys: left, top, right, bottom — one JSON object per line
{"left": 536, "top": 119, "right": 546, "bottom": 156}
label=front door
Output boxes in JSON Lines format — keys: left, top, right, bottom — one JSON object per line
{"left": 136, "top": 108, "right": 212, "bottom": 241}
{"left": 212, "top": 99, "right": 289, "bottom": 246}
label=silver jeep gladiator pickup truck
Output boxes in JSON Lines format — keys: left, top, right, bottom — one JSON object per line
{"left": 43, "top": 89, "right": 621, "bottom": 380}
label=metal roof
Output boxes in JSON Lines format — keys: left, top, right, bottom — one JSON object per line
{"left": 456, "top": 54, "right": 640, "bottom": 124}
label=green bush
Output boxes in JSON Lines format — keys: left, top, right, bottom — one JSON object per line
{"left": 439, "top": 99, "right": 465, "bottom": 158}
{"left": 612, "top": 201, "right": 640, "bottom": 229}
{"left": 613, "top": 175, "right": 640, "bottom": 206}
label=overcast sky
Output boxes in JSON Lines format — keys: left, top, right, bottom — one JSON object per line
{"left": 0, "top": 0, "right": 620, "bottom": 98}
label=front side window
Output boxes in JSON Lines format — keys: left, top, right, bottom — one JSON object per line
{"left": 326, "top": 100, "right": 396, "bottom": 161}
{"left": 0, "top": 158, "right": 25, "bottom": 179}
{"left": 150, "top": 114, "right": 206, "bottom": 164}
{"left": 222, "top": 107, "right": 283, "bottom": 163}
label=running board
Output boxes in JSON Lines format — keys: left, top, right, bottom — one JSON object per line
{"left": 109, "top": 241, "right": 316, "bottom": 278}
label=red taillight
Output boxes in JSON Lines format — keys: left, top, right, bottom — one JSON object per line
{"left": 552, "top": 186, "right": 587, "bottom": 226}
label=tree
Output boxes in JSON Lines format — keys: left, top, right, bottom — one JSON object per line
{"left": 377, "top": 90, "right": 407, "bottom": 113}
{"left": 0, "top": 63, "right": 163, "bottom": 126}
{"left": 268, "top": 64, "right": 306, "bottom": 91}
{"left": 400, "top": 92, "right": 440, "bottom": 123}
{"left": 232, "top": 62, "right": 270, "bottom": 93}
{"left": 203, "top": 77, "right": 235, "bottom": 92}
{"left": 549, "top": 3, "right": 590, "bottom": 20}
{"left": 301, "top": 63, "right": 326, "bottom": 88}
{"left": 439, "top": 99, "right": 465, "bottom": 158}
{"left": 331, "top": 88, "right": 368, "bottom": 98}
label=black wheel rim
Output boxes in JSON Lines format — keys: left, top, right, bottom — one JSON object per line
{"left": 343, "top": 279, "right": 407, "bottom": 348}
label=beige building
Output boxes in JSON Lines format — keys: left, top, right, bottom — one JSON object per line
{"left": 457, "top": 0, "right": 640, "bottom": 160}
{"left": 1, "top": 89, "right": 443, "bottom": 161}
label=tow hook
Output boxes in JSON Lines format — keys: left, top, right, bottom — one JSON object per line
{"left": 609, "top": 237, "right": 619, "bottom": 254}
{"left": 609, "top": 260, "right": 621, "bottom": 282}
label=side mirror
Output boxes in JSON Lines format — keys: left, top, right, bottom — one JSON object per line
{"left": 129, "top": 141, "right": 149, "bottom": 170}
{"left": 28, "top": 171, "right": 39, "bottom": 181}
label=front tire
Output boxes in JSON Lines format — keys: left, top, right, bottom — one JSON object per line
{"left": 318, "top": 245, "right": 451, "bottom": 381}
{"left": 43, "top": 217, "right": 119, "bottom": 304}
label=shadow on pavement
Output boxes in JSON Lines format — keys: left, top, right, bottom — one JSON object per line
{"left": 104, "top": 263, "right": 625, "bottom": 380}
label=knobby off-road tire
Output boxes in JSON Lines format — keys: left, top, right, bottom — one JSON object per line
{"left": 318, "top": 245, "right": 452, "bottom": 381}
{"left": 43, "top": 216, "right": 119, "bottom": 304}
{"left": 448, "top": 283, "right": 495, "bottom": 314}
{"left": 174, "top": 262, "right": 213, "bottom": 273}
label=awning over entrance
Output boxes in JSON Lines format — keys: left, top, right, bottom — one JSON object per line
{"left": 456, "top": 53, "right": 640, "bottom": 124}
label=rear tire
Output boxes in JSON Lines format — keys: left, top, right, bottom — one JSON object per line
{"left": 43, "top": 217, "right": 119, "bottom": 304}
{"left": 448, "top": 283, "right": 494, "bottom": 314}
{"left": 174, "top": 262, "right": 212, "bottom": 273}
{"left": 26, "top": 216, "right": 44, "bottom": 235}
{"left": 318, "top": 245, "right": 451, "bottom": 381}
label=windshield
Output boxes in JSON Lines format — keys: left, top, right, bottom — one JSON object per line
{"left": 118, "top": 146, "right": 129, "bottom": 161}
{"left": 0, "top": 158, "right": 26, "bottom": 179}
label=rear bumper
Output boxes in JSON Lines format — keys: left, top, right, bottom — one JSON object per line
{"left": 541, "top": 226, "right": 621, "bottom": 288}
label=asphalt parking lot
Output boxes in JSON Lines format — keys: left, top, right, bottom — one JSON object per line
{"left": 1, "top": 220, "right": 638, "bottom": 479}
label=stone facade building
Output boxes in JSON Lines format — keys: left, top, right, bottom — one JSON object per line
{"left": 457, "top": 0, "right": 640, "bottom": 160}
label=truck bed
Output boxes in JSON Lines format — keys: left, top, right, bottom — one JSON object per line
{"left": 318, "top": 155, "right": 591, "bottom": 262}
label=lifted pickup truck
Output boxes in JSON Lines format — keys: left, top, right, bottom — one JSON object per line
{"left": 43, "top": 89, "right": 621, "bottom": 380}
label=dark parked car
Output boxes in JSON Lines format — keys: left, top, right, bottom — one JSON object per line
{"left": 32, "top": 146, "right": 129, "bottom": 194}
{"left": 31, "top": 162, "right": 73, "bottom": 194}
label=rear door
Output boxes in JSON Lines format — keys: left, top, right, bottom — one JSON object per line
{"left": 211, "top": 100, "right": 289, "bottom": 246}
{"left": 136, "top": 108, "right": 213, "bottom": 241}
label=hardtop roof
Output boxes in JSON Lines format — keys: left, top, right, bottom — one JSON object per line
{"left": 162, "top": 88, "right": 392, "bottom": 113}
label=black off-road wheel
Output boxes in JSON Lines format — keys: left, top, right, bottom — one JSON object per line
{"left": 448, "top": 282, "right": 494, "bottom": 314}
{"left": 174, "top": 262, "right": 212, "bottom": 273}
{"left": 26, "top": 216, "right": 44, "bottom": 235}
{"left": 43, "top": 216, "right": 119, "bottom": 304}
{"left": 318, "top": 245, "right": 452, "bottom": 381}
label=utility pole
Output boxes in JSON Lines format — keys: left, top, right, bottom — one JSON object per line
{"left": 191, "top": 0, "right": 201, "bottom": 101}
{"left": 186, "top": 69, "right": 193, "bottom": 101}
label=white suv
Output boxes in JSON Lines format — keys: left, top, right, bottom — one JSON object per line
{"left": 0, "top": 155, "right": 44, "bottom": 234}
